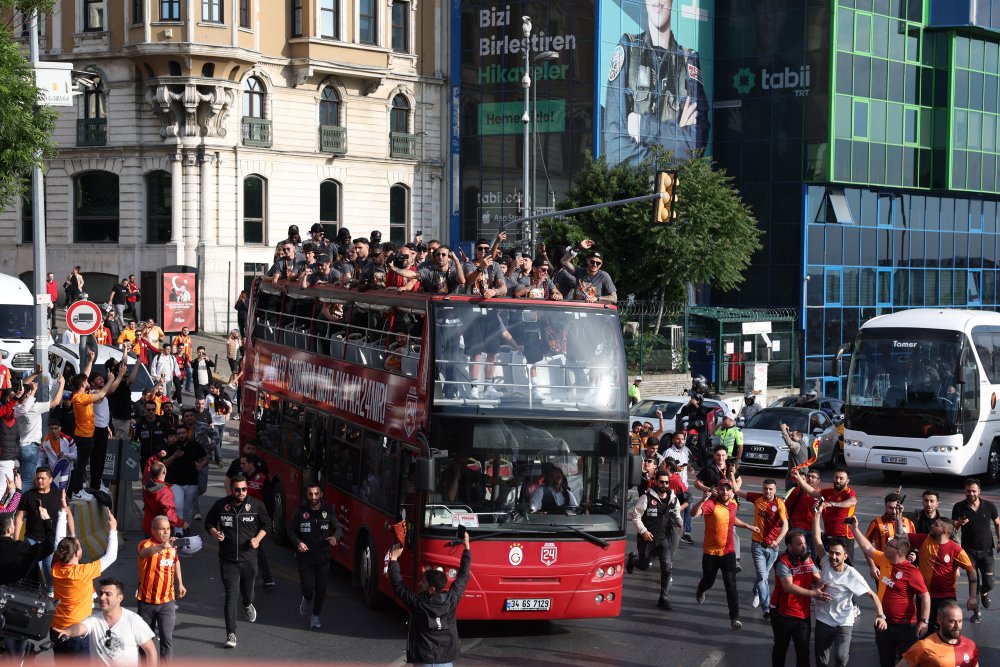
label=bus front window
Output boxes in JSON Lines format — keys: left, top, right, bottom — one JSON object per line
{"left": 424, "top": 419, "right": 626, "bottom": 536}
{"left": 845, "top": 328, "right": 967, "bottom": 437}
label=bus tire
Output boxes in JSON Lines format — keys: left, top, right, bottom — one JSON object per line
{"left": 882, "top": 470, "right": 903, "bottom": 483}
{"left": 987, "top": 440, "right": 1000, "bottom": 486}
{"left": 271, "top": 481, "right": 289, "bottom": 546}
{"left": 357, "top": 532, "right": 381, "bottom": 609}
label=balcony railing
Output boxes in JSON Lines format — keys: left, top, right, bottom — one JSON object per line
{"left": 77, "top": 118, "right": 107, "bottom": 146}
{"left": 319, "top": 125, "right": 347, "bottom": 154}
{"left": 242, "top": 117, "right": 272, "bottom": 148}
{"left": 390, "top": 132, "right": 417, "bottom": 159}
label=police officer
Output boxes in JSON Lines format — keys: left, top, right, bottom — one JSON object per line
{"left": 626, "top": 469, "right": 683, "bottom": 610}
{"left": 603, "top": 0, "right": 710, "bottom": 165}
{"left": 288, "top": 483, "right": 343, "bottom": 629}
{"left": 205, "top": 474, "right": 272, "bottom": 649}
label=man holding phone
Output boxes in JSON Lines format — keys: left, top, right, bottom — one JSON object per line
{"left": 136, "top": 516, "right": 186, "bottom": 658}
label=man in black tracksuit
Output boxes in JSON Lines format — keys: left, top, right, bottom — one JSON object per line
{"left": 287, "top": 483, "right": 343, "bottom": 629}
{"left": 626, "top": 469, "right": 682, "bottom": 610}
{"left": 205, "top": 474, "right": 272, "bottom": 649}
{"left": 389, "top": 532, "right": 471, "bottom": 665}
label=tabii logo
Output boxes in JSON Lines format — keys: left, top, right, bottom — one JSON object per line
{"left": 732, "top": 67, "right": 755, "bottom": 95}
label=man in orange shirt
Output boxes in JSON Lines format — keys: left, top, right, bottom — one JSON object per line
{"left": 866, "top": 492, "right": 917, "bottom": 579}
{"left": 137, "top": 516, "right": 187, "bottom": 658}
{"left": 692, "top": 480, "right": 760, "bottom": 630}
{"left": 735, "top": 478, "right": 788, "bottom": 619}
{"left": 906, "top": 518, "right": 979, "bottom": 628}
{"left": 792, "top": 467, "right": 858, "bottom": 562}
{"left": 898, "top": 599, "right": 979, "bottom": 667}
{"left": 173, "top": 327, "right": 194, "bottom": 393}
{"left": 69, "top": 348, "right": 126, "bottom": 498}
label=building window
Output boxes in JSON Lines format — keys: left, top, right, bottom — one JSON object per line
{"left": 84, "top": 81, "right": 106, "bottom": 120}
{"left": 390, "top": 94, "right": 409, "bottom": 133}
{"left": 161, "top": 0, "right": 181, "bottom": 20}
{"left": 74, "top": 171, "right": 119, "bottom": 243}
{"left": 243, "top": 76, "right": 265, "bottom": 117}
{"left": 359, "top": 0, "right": 376, "bottom": 44}
{"left": 320, "top": 86, "right": 340, "bottom": 125}
{"left": 21, "top": 193, "right": 33, "bottom": 244}
{"left": 244, "top": 176, "right": 265, "bottom": 244}
{"left": 84, "top": 0, "right": 105, "bottom": 31}
{"left": 291, "top": 0, "right": 302, "bottom": 36}
{"left": 132, "top": 0, "right": 143, "bottom": 23}
{"left": 146, "top": 171, "right": 172, "bottom": 244}
{"left": 391, "top": 1, "right": 408, "bottom": 52}
{"left": 320, "top": 180, "right": 340, "bottom": 237}
{"left": 320, "top": 0, "right": 339, "bottom": 39}
{"left": 202, "top": 0, "right": 222, "bottom": 23}
{"left": 239, "top": 0, "right": 250, "bottom": 28}
{"left": 389, "top": 94, "right": 415, "bottom": 158}
{"left": 319, "top": 86, "right": 346, "bottom": 153}
{"left": 78, "top": 79, "right": 108, "bottom": 146}
{"left": 389, "top": 184, "right": 409, "bottom": 244}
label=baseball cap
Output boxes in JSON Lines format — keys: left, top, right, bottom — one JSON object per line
{"left": 310, "top": 223, "right": 324, "bottom": 233}
{"left": 591, "top": 252, "right": 604, "bottom": 260}
{"left": 288, "top": 224, "right": 299, "bottom": 233}
{"left": 634, "top": 376, "right": 643, "bottom": 382}
{"left": 532, "top": 257, "right": 550, "bottom": 268}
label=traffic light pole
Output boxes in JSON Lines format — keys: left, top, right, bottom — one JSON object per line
{"left": 498, "top": 192, "right": 667, "bottom": 233}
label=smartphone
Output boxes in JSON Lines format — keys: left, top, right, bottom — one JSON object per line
{"left": 842, "top": 518, "right": 854, "bottom": 525}
{"left": 174, "top": 537, "right": 191, "bottom": 548}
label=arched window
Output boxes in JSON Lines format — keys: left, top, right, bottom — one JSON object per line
{"left": 320, "top": 86, "right": 340, "bottom": 126}
{"left": 319, "top": 180, "right": 341, "bottom": 238}
{"left": 78, "top": 77, "right": 107, "bottom": 146}
{"left": 319, "top": 87, "right": 345, "bottom": 153}
{"left": 390, "top": 94, "right": 409, "bottom": 133}
{"left": 146, "top": 171, "right": 172, "bottom": 244}
{"left": 74, "top": 171, "right": 119, "bottom": 243}
{"left": 389, "top": 95, "right": 414, "bottom": 158}
{"left": 389, "top": 184, "right": 409, "bottom": 244}
{"left": 244, "top": 175, "right": 266, "bottom": 244}
{"left": 243, "top": 76, "right": 265, "bottom": 118}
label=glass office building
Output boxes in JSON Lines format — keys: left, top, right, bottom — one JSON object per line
{"left": 710, "top": 0, "right": 1000, "bottom": 396}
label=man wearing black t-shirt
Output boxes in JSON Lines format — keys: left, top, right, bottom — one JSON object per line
{"left": 164, "top": 424, "right": 207, "bottom": 529}
{"left": 12, "top": 466, "right": 63, "bottom": 589}
{"left": 952, "top": 478, "right": 1000, "bottom": 615}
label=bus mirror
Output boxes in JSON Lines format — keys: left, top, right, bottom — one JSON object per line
{"left": 627, "top": 454, "right": 642, "bottom": 488}
{"left": 954, "top": 360, "right": 966, "bottom": 386}
{"left": 416, "top": 457, "right": 436, "bottom": 493}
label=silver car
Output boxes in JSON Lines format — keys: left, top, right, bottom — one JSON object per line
{"left": 738, "top": 407, "right": 840, "bottom": 471}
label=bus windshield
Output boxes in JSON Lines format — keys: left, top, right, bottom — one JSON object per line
{"left": 0, "top": 305, "right": 33, "bottom": 339}
{"left": 432, "top": 302, "right": 626, "bottom": 416}
{"left": 424, "top": 419, "right": 626, "bottom": 537}
{"left": 845, "top": 327, "right": 965, "bottom": 437}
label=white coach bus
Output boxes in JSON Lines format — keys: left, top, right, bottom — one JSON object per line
{"left": 841, "top": 309, "right": 1000, "bottom": 483}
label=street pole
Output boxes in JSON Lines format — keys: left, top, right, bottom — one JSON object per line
{"left": 520, "top": 16, "right": 531, "bottom": 255}
{"left": 29, "top": 11, "right": 50, "bottom": 407}
{"left": 531, "top": 51, "right": 559, "bottom": 241}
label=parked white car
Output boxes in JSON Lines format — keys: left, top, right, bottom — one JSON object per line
{"left": 48, "top": 343, "right": 148, "bottom": 401}
{"left": 629, "top": 395, "right": 735, "bottom": 437}
{"left": 738, "top": 407, "right": 840, "bottom": 470}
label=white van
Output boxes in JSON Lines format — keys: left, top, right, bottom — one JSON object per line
{"left": 0, "top": 273, "right": 37, "bottom": 373}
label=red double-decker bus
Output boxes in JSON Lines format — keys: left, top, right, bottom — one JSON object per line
{"left": 240, "top": 277, "right": 632, "bottom": 619}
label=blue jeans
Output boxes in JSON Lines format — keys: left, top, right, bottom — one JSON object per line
{"left": 27, "top": 537, "right": 53, "bottom": 589}
{"left": 20, "top": 443, "right": 39, "bottom": 489}
{"left": 683, "top": 506, "right": 692, "bottom": 534}
{"left": 751, "top": 541, "right": 779, "bottom": 607}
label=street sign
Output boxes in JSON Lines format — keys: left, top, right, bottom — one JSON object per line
{"left": 66, "top": 300, "right": 102, "bottom": 336}
{"left": 34, "top": 61, "right": 75, "bottom": 107}
{"left": 741, "top": 321, "right": 772, "bottom": 335}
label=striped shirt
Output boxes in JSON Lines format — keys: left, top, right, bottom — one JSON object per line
{"left": 137, "top": 539, "right": 178, "bottom": 605}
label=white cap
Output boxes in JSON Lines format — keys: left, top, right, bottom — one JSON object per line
{"left": 635, "top": 376, "right": 643, "bottom": 382}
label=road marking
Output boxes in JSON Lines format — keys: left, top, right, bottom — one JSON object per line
{"left": 699, "top": 650, "right": 725, "bottom": 667}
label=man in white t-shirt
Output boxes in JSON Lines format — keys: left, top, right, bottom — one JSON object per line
{"left": 55, "top": 578, "right": 157, "bottom": 667}
{"left": 812, "top": 499, "right": 887, "bottom": 667}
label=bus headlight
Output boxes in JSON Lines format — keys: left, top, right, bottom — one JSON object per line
{"left": 594, "top": 594, "right": 604, "bottom": 603}
{"left": 606, "top": 592, "right": 615, "bottom": 602}
{"left": 606, "top": 565, "right": 616, "bottom": 576}
{"left": 930, "top": 446, "right": 960, "bottom": 453}
{"left": 595, "top": 567, "right": 605, "bottom": 578}
{"left": 846, "top": 439, "right": 865, "bottom": 448}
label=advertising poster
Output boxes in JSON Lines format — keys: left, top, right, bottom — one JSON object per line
{"left": 598, "top": 0, "right": 714, "bottom": 166}
{"left": 162, "top": 272, "right": 196, "bottom": 332}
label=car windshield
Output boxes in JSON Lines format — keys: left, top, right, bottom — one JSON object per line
{"left": 424, "top": 419, "right": 626, "bottom": 536}
{"left": 630, "top": 399, "right": 682, "bottom": 420}
{"left": 744, "top": 410, "right": 809, "bottom": 433}
{"left": 432, "top": 302, "right": 626, "bottom": 417}
{"left": 0, "top": 305, "right": 33, "bottom": 338}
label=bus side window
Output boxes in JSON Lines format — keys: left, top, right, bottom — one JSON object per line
{"left": 282, "top": 401, "right": 306, "bottom": 464}
{"left": 256, "top": 391, "right": 284, "bottom": 456}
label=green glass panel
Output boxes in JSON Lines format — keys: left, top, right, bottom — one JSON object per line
{"left": 871, "top": 100, "right": 887, "bottom": 142}
{"left": 855, "top": 13, "right": 871, "bottom": 53}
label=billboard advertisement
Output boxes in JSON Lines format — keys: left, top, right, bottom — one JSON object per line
{"left": 162, "top": 271, "right": 196, "bottom": 333}
{"left": 598, "top": 0, "right": 714, "bottom": 166}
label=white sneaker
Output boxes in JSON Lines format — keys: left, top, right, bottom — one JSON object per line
{"left": 468, "top": 386, "right": 481, "bottom": 399}
{"left": 310, "top": 615, "right": 321, "bottom": 629}
{"left": 752, "top": 591, "right": 760, "bottom": 609}
{"left": 244, "top": 604, "right": 257, "bottom": 623}
{"left": 531, "top": 388, "right": 544, "bottom": 401}
{"left": 224, "top": 633, "right": 237, "bottom": 648}
{"left": 483, "top": 386, "right": 502, "bottom": 400}
{"left": 73, "top": 490, "right": 93, "bottom": 502}
{"left": 98, "top": 483, "right": 110, "bottom": 494}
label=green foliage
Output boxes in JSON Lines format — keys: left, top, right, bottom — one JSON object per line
{"left": 0, "top": 0, "right": 58, "bottom": 210}
{"left": 539, "top": 152, "right": 763, "bottom": 302}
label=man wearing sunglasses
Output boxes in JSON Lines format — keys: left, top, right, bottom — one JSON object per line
{"left": 393, "top": 244, "right": 466, "bottom": 294}
{"left": 55, "top": 578, "right": 157, "bottom": 667}
{"left": 205, "top": 474, "right": 272, "bottom": 649}
{"left": 626, "top": 470, "right": 683, "bottom": 610}
{"left": 559, "top": 239, "right": 617, "bottom": 303}
{"left": 462, "top": 238, "right": 507, "bottom": 298}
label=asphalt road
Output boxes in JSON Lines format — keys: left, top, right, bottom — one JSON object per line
{"left": 93, "top": 443, "right": 1000, "bottom": 666}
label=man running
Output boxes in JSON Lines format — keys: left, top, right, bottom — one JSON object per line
{"left": 626, "top": 469, "right": 683, "bottom": 610}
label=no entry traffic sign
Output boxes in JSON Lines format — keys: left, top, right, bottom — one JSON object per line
{"left": 66, "top": 300, "right": 103, "bottom": 336}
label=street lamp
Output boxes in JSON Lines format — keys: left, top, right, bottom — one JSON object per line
{"left": 531, "top": 50, "right": 559, "bottom": 232}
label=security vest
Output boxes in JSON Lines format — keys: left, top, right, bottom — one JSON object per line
{"left": 640, "top": 490, "right": 676, "bottom": 541}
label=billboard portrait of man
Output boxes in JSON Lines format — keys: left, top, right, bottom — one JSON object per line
{"left": 602, "top": 0, "right": 710, "bottom": 165}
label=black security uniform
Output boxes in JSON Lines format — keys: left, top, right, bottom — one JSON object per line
{"left": 288, "top": 502, "right": 343, "bottom": 616}
{"left": 205, "top": 493, "right": 272, "bottom": 635}
{"left": 135, "top": 415, "right": 168, "bottom": 464}
{"left": 629, "top": 489, "right": 679, "bottom": 604}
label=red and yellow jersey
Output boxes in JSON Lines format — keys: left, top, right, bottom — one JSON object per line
{"left": 173, "top": 334, "right": 192, "bottom": 359}
{"left": 702, "top": 499, "right": 737, "bottom": 556}
{"left": 909, "top": 534, "right": 975, "bottom": 599}
{"left": 820, "top": 486, "right": 857, "bottom": 538}
{"left": 137, "top": 539, "right": 178, "bottom": 604}
{"left": 872, "top": 550, "right": 928, "bottom": 624}
{"left": 902, "top": 632, "right": 978, "bottom": 667}
{"left": 866, "top": 515, "right": 916, "bottom": 550}
{"left": 746, "top": 492, "right": 787, "bottom": 544}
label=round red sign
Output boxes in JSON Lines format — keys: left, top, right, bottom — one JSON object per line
{"left": 65, "top": 300, "right": 103, "bottom": 336}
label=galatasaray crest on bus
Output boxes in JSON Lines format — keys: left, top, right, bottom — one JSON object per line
{"left": 404, "top": 387, "right": 417, "bottom": 436}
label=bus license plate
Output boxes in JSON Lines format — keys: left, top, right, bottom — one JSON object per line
{"left": 881, "top": 456, "right": 907, "bottom": 465}
{"left": 505, "top": 598, "right": 551, "bottom": 612}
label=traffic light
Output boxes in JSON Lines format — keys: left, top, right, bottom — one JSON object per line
{"left": 651, "top": 170, "right": 678, "bottom": 224}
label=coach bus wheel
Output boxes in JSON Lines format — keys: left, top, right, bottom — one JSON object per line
{"left": 271, "top": 482, "right": 289, "bottom": 545}
{"left": 987, "top": 441, "right": 1000, "bottom": 486}
{"left": 881, "top": 470, "right": 903, "bottom": 483}
{"left": 358, "top": 533, "right": 381, "bottom": 608}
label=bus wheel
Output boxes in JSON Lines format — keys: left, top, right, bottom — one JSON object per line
{"left": 882, "top": 470, "right": 903, "bottom": 483}
{"left": 271, "top": 482, "right": 289, "bottom": 546}
{"left": 987, "top": 441, "right": 1000, "bottom": 486}
{"left": 357, "top": 533, "right": 381, "bottom": 609}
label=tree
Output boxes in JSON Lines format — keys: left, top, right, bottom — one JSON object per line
{"left": 0, "top": 1, "right": 57, "bottom": 211}
{"left": 539, "top": 151, "right": 763, "bottom": 306}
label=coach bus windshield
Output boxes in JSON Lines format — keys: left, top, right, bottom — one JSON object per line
{"left": 423, "top": 419, "right": 626, "bottom": 537}
{"left": 845, "top": 327, "right": 975, "bottom": 437}
{"left": 0, "top": 304, "right": 33, "bottom": 339}
{"left": 431, "top": 302, "right": 626, "bottom": 416}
